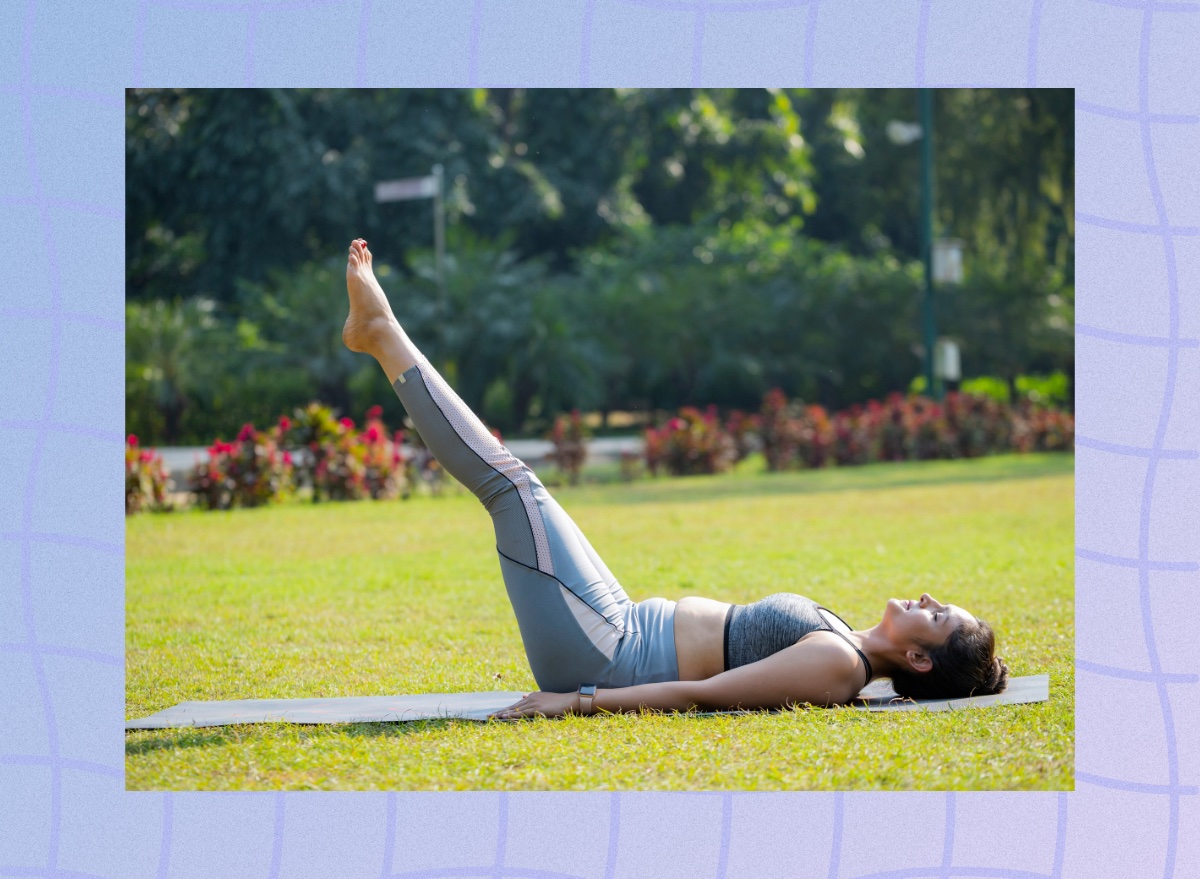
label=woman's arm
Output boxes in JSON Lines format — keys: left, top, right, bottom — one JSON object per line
{"left": 491, "top": 633, "right": 860, "bottom": 719}
{"left": 682, "top": 634, "right": 861, "bottom": 710}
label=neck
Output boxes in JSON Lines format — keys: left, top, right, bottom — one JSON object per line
{"left": 844, "top": 623, "right": 907, "bottom": 681}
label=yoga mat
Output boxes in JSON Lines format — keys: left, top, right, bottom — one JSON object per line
{"left": 125, "top": 675, "right": 1048, "bottom": 729}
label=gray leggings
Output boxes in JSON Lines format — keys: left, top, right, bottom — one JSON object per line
{"left": 392, "top": 358, "right": 679, "bottom": 692}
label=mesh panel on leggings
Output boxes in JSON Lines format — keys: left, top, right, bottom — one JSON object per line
{"left": 417, "top": 359, "right": 555, "bottom": 576}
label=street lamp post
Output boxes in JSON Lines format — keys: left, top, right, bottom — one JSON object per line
{"left": 891, "top": 95, "right": 965, "bottom": 401}
{"left": 918, "top": 88, "right": 941, "bottom": 401}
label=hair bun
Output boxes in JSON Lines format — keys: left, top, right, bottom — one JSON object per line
{"left": 987, "top": 656, "right": 1010, "bottom": 694}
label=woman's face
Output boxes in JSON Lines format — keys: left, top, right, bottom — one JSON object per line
{"left": 883, "top": 593, "right": 977, "bottom": 649}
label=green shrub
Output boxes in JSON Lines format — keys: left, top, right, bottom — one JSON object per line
{"left": 546, "top": 410, "right": 590, "bottom": 486}
{"left": 1016, "top": 371, "right": 1071, "bottom": 408}
{"left": 960, "top": 375, "right": 1011, "bottom": 403}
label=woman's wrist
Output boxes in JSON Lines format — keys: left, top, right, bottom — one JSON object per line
{"left": 576, "top": 684, "right": 598, "bottom": 715}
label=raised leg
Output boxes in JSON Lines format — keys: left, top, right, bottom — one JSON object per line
{"left": 343, "top": 239, "right": 635, "bottom": 690}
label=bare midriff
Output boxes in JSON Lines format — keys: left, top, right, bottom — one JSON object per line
{"left": 673, "top": 596, "right": 735, "bottom": 681}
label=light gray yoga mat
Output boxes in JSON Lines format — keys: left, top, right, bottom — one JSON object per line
{"left": 125, "top": 675, "right": 1048, "bottom": 729}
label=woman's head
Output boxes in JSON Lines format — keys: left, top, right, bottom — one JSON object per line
{"left": 884, "top": 593, "right": 1009, "bottom": 699}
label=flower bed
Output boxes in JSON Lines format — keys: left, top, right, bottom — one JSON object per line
{"left": 130, "top": 383, "right": 1075, "bottom": 513}
{"left": 646, "top": 388, "right": 1073, "bottom": 476}
{"left": 125, "top": 435, "right": 174, "bottom": 515}
{"left": 644, "top": 405, "right": 738, "bottom": 476}
{"left": 173, "top": 403, "right": 409, "bottom": 511}
{"left": 749, "top": 388, "right": 1072, "bottom": 472}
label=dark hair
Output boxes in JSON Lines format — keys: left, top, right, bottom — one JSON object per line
{"left": 890, "top": 617, "right": 1009, "bottom": 700}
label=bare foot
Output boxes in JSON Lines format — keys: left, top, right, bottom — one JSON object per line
{"left": 343, "top": 238, "right": 399, "bottom": 355}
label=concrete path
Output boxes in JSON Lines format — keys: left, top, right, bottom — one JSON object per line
{"left": 157, "top": 436, "right": 643, "bottom": 485}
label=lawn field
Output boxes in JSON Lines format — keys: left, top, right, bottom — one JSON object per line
{"left": 126, "top": 453, "right": 1074, "bottom": 790}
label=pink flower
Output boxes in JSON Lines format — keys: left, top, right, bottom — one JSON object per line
{"left": 127, "top": 434, "right": 139, "bottom": 447}
{"left": 282, "top": 451, "right": 293, "bottom": 466}
{"left": 366, "top": 405, "right": 383, "bottom": 420}
{"left": 365, "top": 426, "right": 381, "bottom": 443}
{"left": 278, "top": 415, "right": 291, "bottom": 432}
{"left": 237, "top": 423, "right": 256, "bottom": 442}
{"left": 340, "top": 417, "right": 355, "bottom": 431}
{"left": 139, "top": 450, "right": 154, "bottom": 463}
{"left": 668, "top": 417, "right": 685, "bottom": 432}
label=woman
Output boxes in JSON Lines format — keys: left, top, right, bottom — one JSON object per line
{"left": 341, "top": 238, "right": 1009, "bottom": 720}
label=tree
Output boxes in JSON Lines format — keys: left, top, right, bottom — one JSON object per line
{"left": 125, "top": 297, "right": 229, "bottom": 442}
{"left": 235, "top": 257, "right": 366, "bottom": 417}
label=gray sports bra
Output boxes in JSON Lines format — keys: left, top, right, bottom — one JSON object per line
{"left": 723, "top": 593, "right": 873, "bottom": 687}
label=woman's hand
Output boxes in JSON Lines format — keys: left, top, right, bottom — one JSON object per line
{"left": 490, "top": 691, "right": 579, "bottom": 720}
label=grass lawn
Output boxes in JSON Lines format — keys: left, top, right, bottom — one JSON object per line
{"left": 125, "top": 452, "right": 1073, "bottom": 790}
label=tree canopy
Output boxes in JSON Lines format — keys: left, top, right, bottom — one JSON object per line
{"left": 126, "top": 88, "right": 1073, "bottom": 443}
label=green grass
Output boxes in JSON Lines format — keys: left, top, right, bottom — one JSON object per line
{"left": 126, "top": 452, "right": 1074, "bottom": 790}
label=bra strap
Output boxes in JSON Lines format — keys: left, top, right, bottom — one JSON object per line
{"left": 816, "top": 606, "right": 873, "bottom": 687}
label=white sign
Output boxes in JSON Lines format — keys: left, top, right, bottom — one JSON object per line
{"left": 375, "top": 176, "right": 439, "bottom": 203}
{"left": 886, "top": 120, "right": 923, "bottom": 146}
{"left": 935, "top": 338, "right": 961, "bottom": 381}
{"left": 933, "top": 239, "right": 964, "bottom": 284}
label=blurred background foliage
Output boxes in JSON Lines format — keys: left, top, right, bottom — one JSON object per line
{"left": 126, "top": 88, "right": 1073, "bottom": 443}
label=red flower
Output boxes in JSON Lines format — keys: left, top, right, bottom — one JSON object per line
{"left": 340, "top": 417, "right": 355, "bottom": 431}
{"left": 278, "top": 415, "right": 291, "bottom": 432}
{"left": 365, "top": 426, "right": 381, "bottom": 443}
{"left": 282, "top": 451, "right": 293, "bottom": 466}
{"left": 668, "top": 417, "right": 685, "bottom": 432}
{"left": 366, "top": 405, "right": 383, "bottom": 420}
{"left": 127, "top": 434, "right": 139, "bottom": 447}
{"left": 237, "top": 423, "right": 256, "bottom": 442}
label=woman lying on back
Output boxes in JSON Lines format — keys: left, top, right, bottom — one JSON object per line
{"left": 340, "top": 238, "right": 1009, "bottom": 719}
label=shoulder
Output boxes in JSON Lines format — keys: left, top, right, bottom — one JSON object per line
{"left": 794, "top": 631, "right": 865, "bottom": 700}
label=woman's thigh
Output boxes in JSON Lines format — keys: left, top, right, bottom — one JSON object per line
{"left": 392, "top": 358, "right": 637, "bottom": 686}
{"left": 490, "top": 476, "right": 636, "bottom": 684}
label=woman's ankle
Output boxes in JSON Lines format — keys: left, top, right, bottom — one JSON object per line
{"left": 373, "top": 322, "right": 422, "bottom": 382}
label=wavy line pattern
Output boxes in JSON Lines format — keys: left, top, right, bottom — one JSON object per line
{"left": 0, "top": 2, "right": 1197, "bottom": 879}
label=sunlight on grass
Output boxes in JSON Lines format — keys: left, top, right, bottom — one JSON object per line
{"left": 126, "top": 453, "right": 1073, "bottom": 790}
